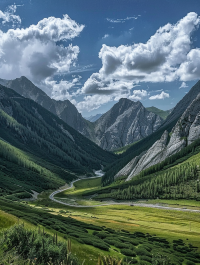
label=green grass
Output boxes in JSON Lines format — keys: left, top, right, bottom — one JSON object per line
{"left": 0, "top": 210, "right": 17, "bottom": 229}
{"left": 74, "top": 177, "right": 101, "bottom": 189}
{"left": 113, "top": 141, "right": 140, "bottom": 155}
{"left": 2, "top": 189, "right": 200, "bottom": 265}
{"left": 51, "top": 173, "right": 200, "bottom": 251}
{"left": 37, "top": 178, "right": 200, "bottom": 249}
{"left": 146, "top": 106, "right": 171, "bottom": 120}
{"left": 146, "top": 199, "right": 200, "bottom": 208}
{"left": 55, "top": 177, "right": 102, "bottom": 199}
{"left": 31, "top": 198, "right": 200, "bottom": 264}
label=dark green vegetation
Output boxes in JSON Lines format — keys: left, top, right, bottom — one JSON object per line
{"left": 0, "top": 84, "right": 116, "bottom": 198}
{"left": 86, "top": 138, "right": 200, "bottom": 201}
{"left": 1, "top": 199, "right": 200, "bottom": 265}
{"left": 0, "top": 138, "right": 79, "bottom": 200}
{"left": 102, "top": 118, "right": 178, "bottom": 186}
{"left": 96, "top": 160, "right": 200, "bottom": 200}
{"left": 146, "top": 106, "right": 172, "bottom": 120}
{"left": 0, "top": 224, "right": 79, "bottom": 265}
{"left": 113, "top": 141, "right": 140, "bottom": 155}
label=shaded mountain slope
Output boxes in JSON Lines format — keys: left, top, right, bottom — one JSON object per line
{"left": 0, "top": 77, "right": 164, "bottom": 151}
{"left": 161, "top": 80, "right": 200, "bottom": 128}
{"left": 0, "top": 84, "right": 116, "bottom": 175}
{"left": 0, "top": 76, "right": 96, "bottom": 141}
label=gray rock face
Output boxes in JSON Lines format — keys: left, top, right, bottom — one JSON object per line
{"left": 114, "top": 151, "right": 146, "bottom": 180}
{"left": 0, "top": 77, "right": 163, "bottom": 151}
{"left": 94, "top": 98, "right": 163, "bottom": 150}
{"left": 118, "top": 92, "right": 200, "bottom": 181}
{"left": 0, "top": 76, "right": 95, "bottom": 141}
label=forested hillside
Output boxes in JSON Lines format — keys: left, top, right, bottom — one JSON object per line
{"left": 88, "top": 137, "right": 200, "bottom": 201}
{"left": 0, "top": 84, "right": 116, "bottom": 199}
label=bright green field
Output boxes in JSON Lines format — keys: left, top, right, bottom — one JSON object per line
{"left": 41, "top": 177, "right": 200, "bottom": 250}
{"left": 3, "top": 173, "right": 200, "bottom": 265}
{"left": 55, "top": 177, "right": 102, "bottom": 200}
{"left": 0, "top": 210, "right": 17, "bottom": 229}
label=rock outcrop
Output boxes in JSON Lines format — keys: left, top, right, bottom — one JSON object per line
{"left": 116, "top": 92, "right": 200, "bottom": 181}
{"left": 94, "top": 98, "right": 163, "bottom": 150}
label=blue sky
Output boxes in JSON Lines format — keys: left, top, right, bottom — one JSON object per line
{"left": 0, "top": 0, "right": 200, "bottom": 116}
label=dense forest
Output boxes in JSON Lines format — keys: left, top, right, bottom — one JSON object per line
{"left": 0, "top": 84, "right": 117, "bottom": 200}
{"left": 0, "top": 84, "right": 116, "bottom": 175}
{"left": 83, "top": 137, "right": 200, "bottom": 201}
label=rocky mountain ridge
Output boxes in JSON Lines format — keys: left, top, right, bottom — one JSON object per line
{"left": 94, "top": 98, "right": 163, "bottom": 150}
{"left": 0, "top": 76, "right": 95, "bottom": 141}
{"left": 0, "top": 76, "right": 164, "bottom": 151}
{"left": 161, "top": 80, "right": 200, "bottom": 128}
{"left": 116, "top": 90, "right": 200, "bottom": 181}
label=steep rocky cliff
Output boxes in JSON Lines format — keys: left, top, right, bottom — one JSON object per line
{"left": 117, "top": 92, "right": 200, "bottom": 181}
{"left": 94, "top": 98, "right": 163, "bottom": 150}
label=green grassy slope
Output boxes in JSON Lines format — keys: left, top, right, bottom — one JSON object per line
{"left": 0, "top": 85, "right": 116, "bottom": 175}
{"left": 146, "top": 106, "right": 172, "bottom": 120}
{"left": 1, "top": 198, "right": 200, "bottom": 265}
{"left": 0, "top": 139, "right": 77, "bottom": 200}
{"left": 0, "top": 84, "right": 116, "bottom": 199}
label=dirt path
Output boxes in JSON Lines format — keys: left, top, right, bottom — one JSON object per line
{"left": 49, "top": 172, "right": 200, "bottom": 213}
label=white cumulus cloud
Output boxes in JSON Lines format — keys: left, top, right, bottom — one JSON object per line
{"left": 0, "top": 8, "right": 84, "bottom": 98}
{"left": 98, "top": 12, "right": 200, "bottom": 83}
{"left": 177, "top": 48, "right": 200, "bottom": 81}
{"left": 129, "top": 89, "right": 148, "bottom": 101}
{"left": 77, "top": 12, "right": 200, "bottom": 111}
{"left": 45, "top": 75, "right": 82, "bottom": 101}
{"left": 76, "top": 94, "right": 112, "bottom": 112}
{"left": 149, "top": 91, "right": 169, "bottom": 100}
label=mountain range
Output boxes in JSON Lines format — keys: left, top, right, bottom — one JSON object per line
{"left": 1, "top": 75, "right": 200, "bottom": 202}
{"left": 0, "top": 76, "right": 166, "bottom": 151}
{"left": 0, "top": 84, "right": 116, "bottom": 171}
{"left": 2, "top": 75, "right": 199, "bottom": 187}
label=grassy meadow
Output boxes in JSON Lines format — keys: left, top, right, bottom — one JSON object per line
{"left": 1, "top": 173, "right": 200, "bottom": 264}
{"left": 27, "top": 177, "right": 200, "bottom": 264}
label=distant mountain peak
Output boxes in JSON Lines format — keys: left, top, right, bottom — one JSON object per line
{"left": 94, "top": 98, "right": 163, "bottom": 150}
{"left": 118, "top": 98, "right": 140, "bottom": 105}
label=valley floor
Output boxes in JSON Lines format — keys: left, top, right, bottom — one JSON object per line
{"left": 50, "top": 175, "right": 200, "bottom": 213}
{"left": 1, "top": 173, "right": 200, "bottom": 264}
